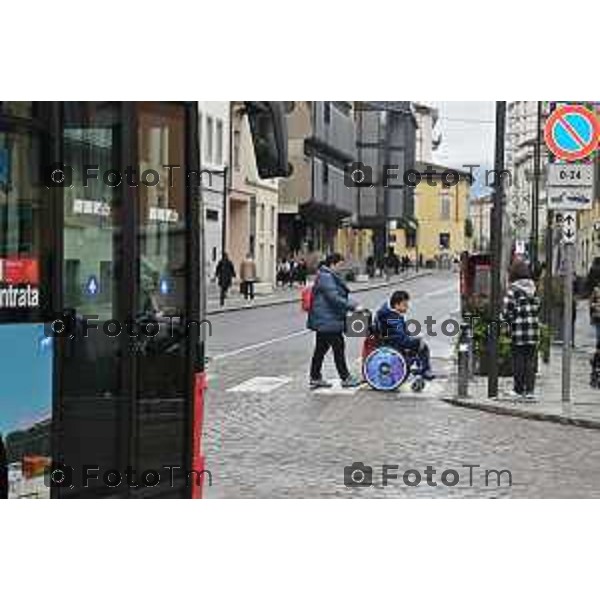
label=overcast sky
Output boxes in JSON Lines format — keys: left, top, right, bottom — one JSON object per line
{"left": 429, "top": 101, "right": 495, "bottom": 169}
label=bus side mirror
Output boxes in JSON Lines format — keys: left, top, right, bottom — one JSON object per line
{"left": 245, "top": 101, "right": 293, "bottom": 179}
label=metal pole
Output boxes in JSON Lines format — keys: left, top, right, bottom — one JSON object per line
{"left": 562, "top": 226, "right": 574, "bottom": 403}
{"left": 221, "top": 165, "right": 228, "bottom": 259}
{"left": 543, "top": 210, "right": 553, "bottom": 325}
{"left": 488, "top": 101, "right": 506, "bottom": 399}
{"left": 457, "top": 322, "right": 470, "bottom": 397}
{"left": 531, "top": 101, "right": 542, "bottom": 269}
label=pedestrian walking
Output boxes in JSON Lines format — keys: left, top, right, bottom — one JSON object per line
{"left": 240, "top": 253, "right": 257, "bottom": 301}
{"left": 366, "top": 255, "right": 375, "bottom": 278}
{"left": 587, "top": 258, "right": 600, "bottom": 347}
{"left": 501, "top": 260, "right": 541, "bottom": 400}
{"left": 589, "top": 280, "right": 600, "bottom": 348}
{"left": 296, "top": 258, "right": 308, "bottom": 286}
{"left": 307, "top": 253, "right": 361, "bottom": 389}
{"left": 215, "top": 252, "right": 236, "bottom": 307}
{"left": 288, "top": 258, "right": 297, "bottom": 288}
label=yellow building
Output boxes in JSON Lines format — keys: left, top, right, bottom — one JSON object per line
{"left": 391, "top": 161, "right": 472, "bottom": 264}
{"left": 335, "top": 226, "right": 373, "bottom": 267}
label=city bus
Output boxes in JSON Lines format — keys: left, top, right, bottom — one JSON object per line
{"left": 0, "top": 101, "right": 288, "bottom": 499}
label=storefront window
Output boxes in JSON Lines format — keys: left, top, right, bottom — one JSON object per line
{"left": 0, "top": 129, "right": 45, "bottom": 322}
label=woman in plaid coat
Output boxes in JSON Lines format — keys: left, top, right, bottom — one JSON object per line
{"left": 501, "top": 261, "right": 541, "bottom": 400}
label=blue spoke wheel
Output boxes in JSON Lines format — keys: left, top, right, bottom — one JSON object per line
{"left": 363, "top": 347, "right": 408, "bottom": 391}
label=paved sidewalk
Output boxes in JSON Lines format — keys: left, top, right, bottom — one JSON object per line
{"left": 206, "top": 270, "right": 432, "bottom": 315}
{"left": 443, "top": 302, "right": 600, "bottom": 429}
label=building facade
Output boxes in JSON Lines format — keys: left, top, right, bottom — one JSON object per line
{"left": 198, "top": 101, "right": 229, "bottom": 280}
{"left": 228, "top": 102, "right": 279, "bottom": 286}
{"left": 278, "top": 101, "right": 356, "bottom": 261}
{"left": 505, "top": 101, "right": 550, "bottom": 259}
{"left": 353, "top": 101, "right": 417, "bottom": 262}
{"left": 390, "top": 162, "right": 472, "bottom": 264}
{"left": 413, "top": 102, "right": 441, "bottom": 164}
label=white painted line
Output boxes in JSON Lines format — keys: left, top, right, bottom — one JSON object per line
{"left": 212, "top": 330, "right": 310, "bottom": 361}
{"left": 227, "top": 376, "right": 292, "bottom": 393}
{"left": 423, "top": 285, "right": 458, "bottom": 299}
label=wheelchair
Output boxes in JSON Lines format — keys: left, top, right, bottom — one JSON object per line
{"left": 361, "top": 329, "right": 427, "bottom": 393}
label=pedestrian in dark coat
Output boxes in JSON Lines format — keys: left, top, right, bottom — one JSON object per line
{"left": 215, "top": 252, "right": 236, "bottom": 307}
{"left": 307, "top": 253, "right": 360, "bottom": 388}
{"left": 501, "top": 260, "right": 541, "bottom": 400}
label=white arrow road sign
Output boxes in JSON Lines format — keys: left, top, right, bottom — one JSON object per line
{"left": 561, "top": 211, "right": 576, "bottom": 244}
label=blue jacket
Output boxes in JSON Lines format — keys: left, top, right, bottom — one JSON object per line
{"left": 374, "top": 301, "right": 420, "bottom": 351}
{"left": 307, "top": 266, "right": 357, "bottom": 333}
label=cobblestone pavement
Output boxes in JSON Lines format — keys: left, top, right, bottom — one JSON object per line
{"left": 203, "top": 272, "right": 600, "bottom": 498}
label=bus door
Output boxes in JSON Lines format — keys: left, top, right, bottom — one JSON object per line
{"left": 56, "top": 102, "right": 201, "bottom": 498}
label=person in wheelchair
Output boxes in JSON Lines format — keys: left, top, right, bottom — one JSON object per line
{"left": 374, "top": 290, "right": 434, "bottom": 380}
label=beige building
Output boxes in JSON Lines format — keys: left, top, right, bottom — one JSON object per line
{"left": 228, "top": 102, "right": 279, "bottom": 287}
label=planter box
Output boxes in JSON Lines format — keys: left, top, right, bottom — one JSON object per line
{"left": 474, "top": 354, "right": 513, "bottom": 377}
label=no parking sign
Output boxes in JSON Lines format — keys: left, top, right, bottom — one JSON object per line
{"left": 544, "top": 104, "right": 600, "bottom": 161}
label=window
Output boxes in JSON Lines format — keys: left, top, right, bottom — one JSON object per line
{"left": 233, "top": 130, "right": 241, "bottom": 170}
{"left": 271, "top": 206, "right": 276, "bottom": 236}
{"left": 206, "top": 209, "right": 219, "bottom": 221}
{"left": 249, "top": 196, "right": 257, "bottom": 254}
{"left": 439, "top": 233, "right": 451, "bottom": 250}
{"left": 260, "top": 203, "right": 265, "bottom": 233}
{"left": 215, "top": 119, "right": 223, "bottom": 165}
{"left": 324, "top": 101, "right": 331, "bottom": 124}
{"left": 205, "top": 116, "right": 214, "bottom": 163}
{"left": 405, "top": 229, "right": 417, "bottom": 248}
{"left": 212, "top": 247, "right": 217, "bottom": 262}
{"left": 440, "top": 188, "right": 451, "bottom": 220}
{"left": 198, "top": 111, "right": 203, "bottom": 164}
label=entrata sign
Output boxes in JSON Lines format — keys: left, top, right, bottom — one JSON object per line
{"left": 544, "top": 105, "right": 600, "bottom": 161}
{"left": 0, "top": 257, "right": 40, "bottom": 309}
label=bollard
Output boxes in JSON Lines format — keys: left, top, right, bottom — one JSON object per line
{"left": 457, "top": 322, "right": 470, "bottom": 398}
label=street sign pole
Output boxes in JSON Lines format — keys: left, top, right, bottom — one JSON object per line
{"left": 561, "top": 211, "right": 576, "bottom": 403}
{"left": 562, "top": 241, "right": 574, "bottom": 403}
{"left": 488, "top": 101, "right": 506, "bottom": 399}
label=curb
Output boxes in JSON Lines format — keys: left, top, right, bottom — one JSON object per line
{"left": 206, "top": 271, "right": 431, "bottom": 316}
{"left": 441, "top": 396, "right": 600, "bottom": 431}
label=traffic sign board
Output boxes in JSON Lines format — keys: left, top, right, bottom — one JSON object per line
{"left": 544, "top": 105, "right": 600, "bottom": 162}
{"left": 547, "top": 164, "right": 594, "bottom": 211}
{"left": 547, "top": 163, "right": 594, "bottom": 187}
{"left": 561, "top": 211, "right": 576, "bottom": 244}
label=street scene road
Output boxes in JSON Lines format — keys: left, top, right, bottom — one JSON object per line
{"left": 203, "top": 271, "right": 600, "bottom": 498}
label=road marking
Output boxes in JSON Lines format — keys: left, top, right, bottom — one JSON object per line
{"left": 423, "top": 285, "right": 457, "bottom": 299}
{"left": 212, "top": 330, "right": 310, "bottom": 361}
{"left": 227, "top": 376, "right": 292, "bottom": 393}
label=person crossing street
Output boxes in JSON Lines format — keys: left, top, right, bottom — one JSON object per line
{"left": 307, "top": 253, "right": 361, "bottom": 389}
